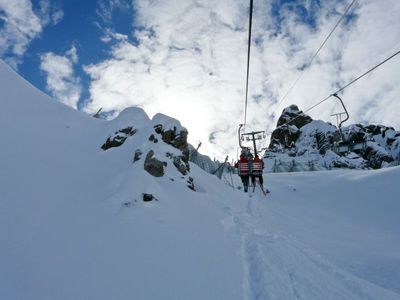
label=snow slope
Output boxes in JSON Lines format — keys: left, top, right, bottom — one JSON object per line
{"left": 1, "top": 59, "right": 400, "bottom": 299}
{"left": 227, "top": 168, "right": 400, "bottom": 298}
{"left": 0, "top": 60, "right": 243, "bottom": 299}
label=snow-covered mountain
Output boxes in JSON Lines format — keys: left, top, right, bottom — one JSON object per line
{"left": 264, "top": 105, "right": 400, "bottom": 172}
{"left": 1, "top": 59, "right": 400, "bottom": 300}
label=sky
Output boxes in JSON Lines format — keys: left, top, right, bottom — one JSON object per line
{"left": 1, "top": 0, "right": 400, "bottom": 160}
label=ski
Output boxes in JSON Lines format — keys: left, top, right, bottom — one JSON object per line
{"left": 252, "top": 178, "right": 268, "bottom": 196}
{"left": 259, "top": 182, "right": 267, "bottom": 196}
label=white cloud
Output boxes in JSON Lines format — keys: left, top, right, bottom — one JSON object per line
{"left": 84, "top": 0, "right": 400, "bottom": 159}
{"left": 100, "top": 27, "right": 129, "bottom": 43}
{"left": 51, "top": 8, "right": 64, "bottom": 25}
{"left": 40, "top": 47, "right": 81, "bottom": 109}
{"left": 96, "top": 0, "right": 131, "bottom": 23}
{"left": 0, "top": 0, "right": 63, "bottom": 67}
{"left": 66, "top": 45, "right": 78, "bottom": 63}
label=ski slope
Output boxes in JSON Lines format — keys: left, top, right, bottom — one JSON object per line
{"left": 224, "top": 168, "right": 400, "bottom": 299}
{"left": 1, "top": 59, "right": 400, "bottom": 299}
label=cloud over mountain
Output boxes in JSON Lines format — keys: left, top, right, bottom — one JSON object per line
{"left": 82, "top": 0, "right": 400, "bottom": 158}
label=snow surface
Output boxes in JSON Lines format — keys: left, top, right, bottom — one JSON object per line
{"left": 1, "top": 59, "right": 400, "bottom": 299}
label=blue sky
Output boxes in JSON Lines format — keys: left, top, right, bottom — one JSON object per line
{"left": 1, "top": 0, "right": 400, "bottom": 158}
{"left": 5, "top": 0, "right": 137, "bottom": 110}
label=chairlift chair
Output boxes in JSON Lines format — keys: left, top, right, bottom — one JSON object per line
{"left": 331, "top": 94, "right": 366, "bottom": 154}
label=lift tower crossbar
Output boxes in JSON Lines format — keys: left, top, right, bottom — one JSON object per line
{"left": 241, "top": 130, "right": 264, "bottom": 157}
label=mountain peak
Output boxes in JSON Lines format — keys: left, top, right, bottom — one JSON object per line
{"left": 276, "top": 104, "right": 313, "bottom": 129}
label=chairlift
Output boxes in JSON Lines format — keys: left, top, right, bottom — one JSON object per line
{"left": 331, "top": 94, "right": 366, "bottom": 154}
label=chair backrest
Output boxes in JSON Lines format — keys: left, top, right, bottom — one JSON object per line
{"left": 238, "top": 161, "right": 249, "bottom": 174}
{"left": 252, "top": 162, "right": 263, "bottom": 174}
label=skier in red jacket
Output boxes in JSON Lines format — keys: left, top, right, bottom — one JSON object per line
{"left": 235, "top": 153, "right": 250, "bottom": 192}
{"left": 251, "top": 155, "right": 264, "bottom": 188}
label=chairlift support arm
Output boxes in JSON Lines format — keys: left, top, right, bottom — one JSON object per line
{"left": 332, "top": 93, "right": 349, "bottom": 129}
{"left": 332, "top": 93, "right": 349, "bottom": 140}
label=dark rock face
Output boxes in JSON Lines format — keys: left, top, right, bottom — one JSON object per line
{"left": 269, "top": 105, "right": 313, "bottom": 150}
{"left": 365, "top": 125, "right": 382, "bottom": 136}
{"left": 346, "top": 124, "right": 397, "bottom": 169}
{"left": 346, "top": 127, "right": 366, "bottom": 143}
{"left": 315, "top": 131, "right": 331, "bottom": 155}
{"left": 101, "top": 127, "right": 137, "bottom": 150}
{"left": 277, "top": 105, "right": 313, "bottom": 129}
{"left": 143, "top": 193, "right": 156, "bottom": 202}
{"left": 148, "top": 134, "right": 158, "bottom": 143}
{"left": 187, "top": 177, "right": 195, "bottom": 191}
{"left": 101, "top": 136, "right": 127, "bottom": 150}
{"left": 154, "top": 124, "right": 190, "bottom": 166}
{"left": 269, "top": 125, "right": 300, "bottom": 149}
{"left": 144, "top": 150, "right": 166, "bottom": 177}
{"left": 332, "top": 159, "right": 352, "bottom": 169}
{"left": 166, "top": 152, "right": 190, "bottom": 175}
{"left": 133, "top": 149, "right": 142, "bottom": 162}
{"left": 364, "top": 146, "right": 394, "bottom": 169}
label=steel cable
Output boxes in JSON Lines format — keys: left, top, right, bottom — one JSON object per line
{"left": 278, "top": 49, "right": 400, "bottom": 129}
{"left": 244, "top": 0, "right": 254, "bottom": 127}
{"left": 274, "top": 0, "right": 358, "bottom": 110}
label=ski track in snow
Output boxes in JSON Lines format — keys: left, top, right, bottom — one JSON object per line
{"left": 223, "top": 189, "right": 399, "bottom": 300}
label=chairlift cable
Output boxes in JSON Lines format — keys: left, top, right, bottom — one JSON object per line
{"left": 243, "top": 0, "right": 254, "bottom": 128}
{"left": 334, "top": 49, "right": 400, "bottom": 94}
{"left": 274, "top": 0, "right": 358, "bottom": 110}
{"left": 278, "top": 49, "right": 400, "bottom": 129}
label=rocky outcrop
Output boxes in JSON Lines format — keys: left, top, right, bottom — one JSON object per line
{"left": 277, "top": 105, "right": 313, "bottom": 129}
{"left": 269, "top": 125, "right": 300, "bottom": 150}
{"left": 133, "top": 149, "right": 142, "bottom": 163}
{"left": 269, "top": 105, "right": 313, "bottom": 150}
{"left": 99, "top": 108, "right": 197, "bottom": 204}
{"left": 265, "top": 105, "right": 400, "bottom": 171}
{"left": 154, "top": 123, "right": 190, "bottom": 165}
{"left": 101, "top": 127, "right": 137, "bottom": 150}
{"left": 166, "top": 152, "right": 190, "bottom": 175}
{"left": 315, "top": 131, "right": 331, "bottom": 155}
{"left": 144, "top": 150, "right": 167, "bottom": 177}
{"left": 186, "top": 177, "right": 195, "bottom": 191}
{"left": 143, "top": 193, "right": 156, "bottom": 202}
{"left": 364, "top": 145, "right": 394, "bottom": 169}
{"left": 148, "top": 134, "right": 158, "bottom": 143}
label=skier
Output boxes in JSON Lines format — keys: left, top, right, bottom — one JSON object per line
{"left": 251, "top": 155, "right": 264, "bottom": 188}
{"left": 235, "top": 153, "right": 250, "bottom": 192}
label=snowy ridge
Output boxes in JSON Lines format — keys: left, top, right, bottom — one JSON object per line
{"left": 1, "top": 59, "right": 400, "bottom": 299}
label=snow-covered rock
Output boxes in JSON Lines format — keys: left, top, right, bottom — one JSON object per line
{"left": 96, "top": 106, "right": 193, "bottom": 188}
{"left": 265, "top": 105, "right": 400, "bottom": 171}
